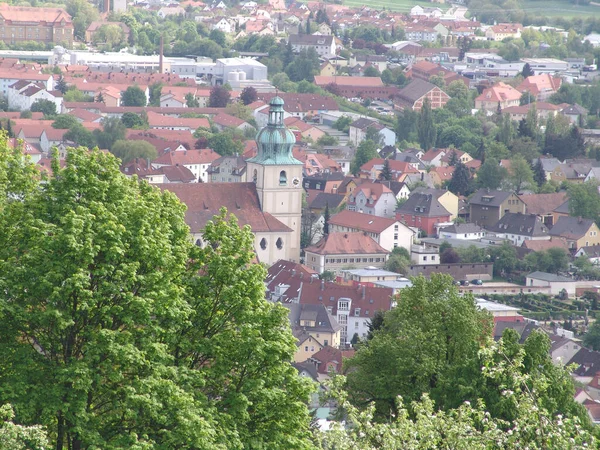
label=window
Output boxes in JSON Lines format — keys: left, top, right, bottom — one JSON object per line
{"left": 394, "top": 224, "right": 399, "bottom": 231}
{"left": 304, "top": 346, "right": 308, "bottom": 352}
{"left": 394, "top": 233, "right": 398, "bottom": 240}
{"left": 279, "top": 170, "right": 287, "bottom": 186}
{"left": 324, "top": 340, "right": 329, "bottom": 346}
{"left": 423, "top": 256, "right": 427, "bottom": 261}
{"left": 355, "top": 322, "right": 359, "bottom": 329}
{"left": 252, "top": 169, "right": 257, "bottom": 183}
{"left": 260, "top": 238, "right": 267, "bottom": 250}
{"left": 276, "top": 237, "right": 283, "bottom": 249}
{"left": 354, "top": 308, "right": 361, "bottom": 316}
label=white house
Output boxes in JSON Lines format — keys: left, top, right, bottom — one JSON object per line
{"left": 410, "top": 244, "right": 440, "bottom": 265}
{"left": 8, "top": 80, "right": 62, "bottom": 112}
{"left": 526, "top": 271, "right": 577, "bottom": 296}
{"left": 438, "top": 223, "right": 486, "bottom": 240}
{"left": 213, "top": 17, "right": 234, "bottom": 33}
{"left": 349, "top": 117, "right": 396, "bottom": 147}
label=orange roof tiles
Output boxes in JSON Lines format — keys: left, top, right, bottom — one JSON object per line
{"left": 305, "top": 231, "right": 389, "bottom": 256}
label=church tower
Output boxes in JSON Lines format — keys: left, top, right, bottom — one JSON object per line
{"left": 247, "top": 96, "right": 303, "bottom": 262}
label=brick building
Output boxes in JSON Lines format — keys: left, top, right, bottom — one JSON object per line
{"left": 0, "top": 4, "right": 73, "bottom": 46}
{"left": 314, "top": 76, "right": 399, "bottom": 100}
{"left": 395, "top": 78, "right": 450, "bottom": 111}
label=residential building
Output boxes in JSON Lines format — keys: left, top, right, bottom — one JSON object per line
{"left": 143, "top": 165, "right": 196, "bottom": 184}
{"left": 549, "top": 216, "right": 600, "bottom": 250}
{"left": 328, "top": 210, "right": 414, "bottom": 251}
{"left": 7, "top": 80, "right": 62, "bottom": 112}
{"left": 413, "top": 187, "right": 459, "bottom": 220}
{"left": 396, "top": 192, "right": 452, "bottom": 236}
{"left": 486, "top": 212, "right": 550, "bottom": 245}
{"left": 485, "top": 23, "right": 523, "bottom": 41}
{"left": 438, "top": 222, "right": 486, "bottom": 240}
{"left": 207, "top": 155, "right": 247, "bottom": 183}
{"left": 302, "top": 172, "right": 345, "bottom": 194}
{"left": 395, "top": 78, "right": 450, "bottom": 111}
{"left": 346, "top": 181, "right": 397, "bottom": 218}
{"left": 526, "top": 271, "right": 577, "bottom": 296}
{"left": 288, "top": 34, "right": 335, "bottom": 57}
{"left": 348, "top": 117, "right": 396, "bottom": 146}
{"left": 521, "top": 192, "right": 568, "bottom": 227}
{"left": 358, "top": 158, "right": 420, "bottom": 182}
{"left": 475, "top": 82, "right": 521, "bottom": 111}
{"left": 410, "top": 244, "right": 440, "bottom": 264}
{"left": 574, "top": 245, "right": 600, "bottom": 265}
{"left": 304, "top": 232, "right": 389, "bottom": 274}
{"left": 152, "top": 149, "right": 220, "bottom": 183}
{"left": 258, "top": 93, "right": 339, "bottom": 121}
{"left": 308, "top": 346, "right": 355, "bottom": 378}
{"left": 313, "top": 76, "right": 398, "bottom": 100}
{"left": 0, "top": 4, "right": 74, "bottom": 46}
{"left": 469, "top": 189, "right": 526, "bottom": 228}
{"left": 516, "top": 74, "right": 562, "bottom": 102}
{"left": 85, "top": 21, "right": 130, "bottom": 43}
{"left": 286, "top": 303, "right": 341, "bottom": 362}
{"left": 404, "top": 23, "right": 448, "bottom": 43}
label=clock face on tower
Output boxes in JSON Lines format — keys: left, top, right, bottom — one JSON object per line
{"left": 292, "top": 177, "right": 300, "bottom": 187}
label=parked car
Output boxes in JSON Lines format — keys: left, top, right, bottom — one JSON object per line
{"left": 459, "top": 280, "right": 470, "bottom": 286}
{"left": 471, "top": 279, "right": 483, "bottom": 285}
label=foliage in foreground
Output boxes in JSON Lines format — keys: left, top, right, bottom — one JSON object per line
{"left": 319, "top": 339, "right": 595, "bottom": 449}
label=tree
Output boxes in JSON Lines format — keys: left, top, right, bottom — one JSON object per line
{"left": 92, "top": 24, "right": 126, "bottom": 49}
{"left": 323, "top": 203, "right": 330, "bottom": 235}
{"left": 120, "top": 112, "right": 146, "bottom": 129}
{"left": 350, "top": 139, "right": 378, "bottom": 175}
{"left": 208, "top": 28, "right": 226, "bottom": 47}
{"left": 477, "top": 158, "right": 507, "bottom": 190}
{"left": 30, "top": 99, "right": 56, "bottom": 117}
{"left": 208, "top": 132, "right": 244, "bottom": 156}
{"left": 110, "top": 139, "right": 157, "bottom": 163}
{"left": 365, "top": 126, "right": 384, "bottom": 147}
{"left": 533, "top": 159, "right": 546, "bottom": 187}
{"left": 0, "top": 146, "right": 315, "bottom": 449}
{"left": 320, "top": 270, "right": 335, "bottom": 282}
{"left": 95, "top": 91, "right": 105, "bottom": 104}
{"left": 446, "top": 80, "right": 469, "bottom": 99}
{"left": 440, "top": 247, "right": 460, "bottom": 263}
{"left": 121, "top": 85, "right": 147, "bottom": 107}
{"left": 417, "top": 98, "right": 436, "bottom": 151}
{"left": 521, "top": 62, "right": 534, "bottom": 78}
{"left": 63, "top": 124, "right": 96, "bottom": 149}
{"left": 240, "top": 86, "right": 258, "bottom": 105}
{"left": 63, "top": 88, "right": 93, "bottom": 103}
{"left": 285, "top": 48, "right": 320, "bottom": 82}
{"left": 66, "top": 0, "right": 99, "bottom": 40}
{"left": 93, "top": 116, "right": 126, "bottom": 150}
{"left": 584, "top": 321, "right": 600, "bottom": 351}
{"left": 456, "top": 36, "right": 472, "bottom": 61}
{"left": 185, "top": 92, "right": 200, "bottom": 108}
{"left": 149, "top": 82, "right": 163, "bottom": 107}
{"left": 568, "top": 181, "right": 600, "bottom": 221}
{"left": 316, "top": 135, "right": 338, "bottom": 147}
{"left": 345, "top": 275, "right": 492, "bottom": 418}
{"left": 209, "top": 85, "right": 231, "bottom": 107}
{"left": 52, "top": 114, "right": 79, "bottom": 129}
{"left": 55, "top": 75, "right": 68, "bottom": 94}
{"left": 333, "top": 116, "right": 352, "bottom": 133}
{"left": 363, "top": 66, "right": 380, "bottom": 77}
{"left": 379, "top": 159, "right": 392, "bottom": 181}
{"left": 509, "top": 154, "right": 534, "bottom": 194}
{"left": 447, "top": 160, "right": 472, "bottom": 195}
{"left": 510, "top": 136, "right": 540, "bottom": 162}
{"left": 0, "top": 404, "right": 48, "bottom": 450}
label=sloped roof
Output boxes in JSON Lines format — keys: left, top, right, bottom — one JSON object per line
{"left": 487, "top": 212, "right": 549, "bottom": 237}
{"left": 286, "top": 303, "right": 341, "bottom": 334}
{"left": 397, "top": 78, "right": 441, "bottom": 103}
{"left": 158, "top": 183, "right": 292, "bottom": 233}
{"left": 521, "top": 192, "right": 568, "bottom": 215}
{"left": 309, "top": 192, "right": 344, "bottom": 210}
{"left": 314, "top": 75, "right": 384, "bottom": 87}
{"left": 527, "top": 271, "right": 573, "bottom": 282}
{"left": 522, "top": 237, "right": 569, "bottom": 252}
{"left": 145, "top": 165, "right": 196, "bottom": 183}
{"left": 397, "top": 192, "right": 451, "bottom": 218}
{"left": 550, "top": 216, "right": 596, "bottom": 240}
{"left": 305, "top": 232, "right": 389, "bottom": 256}
{"left": 470, "top": 189, "right": 516, "bottom": 207}
{"left": 0, "top": 4, "right": 72, "bottom": 24}
{"left": 329, "top": 210, "right": 400, "bottom": 234}
{"left": 153, "top": 149, "right": 220, "bottom": 166}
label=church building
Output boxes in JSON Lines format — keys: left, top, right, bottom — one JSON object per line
{"left": 159, "top": 96, "right": 303, "bottom": 264}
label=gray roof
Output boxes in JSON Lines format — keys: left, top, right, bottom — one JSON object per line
{"left": 527, "top": 271, "right": 573, "bottom": 282}
{"left": 567, "top": 347, "right": 600, "bottom": 377}
{"left": 288, "top": 34, "right": 334, "bottom": 46}
{"left": 469, "top": 189, "right": 516, "bottom": 207}
{"left": 309, "top": 192, "right": 344, "bottom": 210}
{"left": 286, "top": 303, "right": 341, "bottom": 335}
{"left": 549, "top": 216, "right": 595, "bottom": 240}
{"left": 350, "top": 117, "right": 380, "bottom": 130}
{"left": 396, "top": 78, "right": 441, "bottom": 103}
{"left": 438, "top": 222, "right": 485, "bottom": 234}
{"left": 554, "top": 199, "right": 570, "bottom": 214}
{"left": 397, "top": 192, "right": 451, "bottom": 218}
{"left": 487, "top": 213, "right": 549, "bottom": 237}
{"left": 493, "top": 321, "right": 539, "bottom": 342}
{"left": 292, "top": 361, "right": 319, "bottom": 381}
{"left": 303, "top": 172, "right": 345, "bottom": 190}
{"left": 561, "top": 103, "right": 588, "bottom": 115}
{"left": 532, "top": 157, "right": 562, "bottom": 173}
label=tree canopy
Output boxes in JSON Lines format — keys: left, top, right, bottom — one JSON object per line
{"left": 121, "top": 85, "right": 147, "bottom": 107}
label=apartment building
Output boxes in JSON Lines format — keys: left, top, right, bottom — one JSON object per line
{"left": 0, "top": 4, "right": 73, "bottom": 46}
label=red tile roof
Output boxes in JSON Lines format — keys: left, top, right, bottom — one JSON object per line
{"left": 305, "top": 232, "right": 389, "bottom": 256}
{"left": 212, "top": 112, "right": 246, "bottom": 128}
{"left": 314, "top": 75, "right": 384, "bottom": 87}
{"left": 0, "top": 4, "right": 72, "bottom": 25}
{"left": 147, "top": 111, "right": 210, "bottom": 129}
{"left": 159, "top": 183, "right": 292, "bottom": 233}
{"left": 153, "top": 149, "right": 220, "bottom": 166}
{"left": 329, "top": 210, "right": 398, "bottom": 233}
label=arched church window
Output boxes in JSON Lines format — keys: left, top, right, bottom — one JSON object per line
{"left": 260, "top": 238, "right": 267, "bottom": 250}
{"left": 253, "top": 169, "right": 258, "bottom": 183}
{"left": 276, "top": 237, "right": 283, "bottom": 249}
{"left": 279, "top": 170, "right": 287, "bottom": 186}
{"left": 195, "top": 239, "right": 202, "bottom": 247}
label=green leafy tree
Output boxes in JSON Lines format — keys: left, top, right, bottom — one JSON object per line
{"left": 121, "top": 85, "right": 147, "bottom": 107}
{"left": 208, "top": 85, "right": 231, "bottom": 107}
{"left": 240, "top": 86, "right": 258, "bottom": 105}
{"left": 417, "top": 98, "right": 436, "bottom": 151}
{"left": 208, "top": 132, "right": 244, "bottom": 156}
{"left": 350, "top": 139, "right": 378, "bottom": 175}
{"left": 63, "top": 123, "right": 96, "bottom": 148}
{"left": 584, "top": 321, "right": 600, "bottom": 351}
{"left": 316, "top": 135, "right": 338, "bottom": 147}
{"left": 30, "top": 99, "right": 56, "bottom": 117}
{"left": 365, "top": 126, "right": 384, "bottom": 147}
{"left": 333, "top": 116, "right": 352, "bottom": 133}
{"left": 0, "top": 404, "right": 48, "bottom": 450}
{"left": 185, "top": 92, "right": 200, "bottom": 108}
{"left": 533, "top": 158, "right": 546, "bottom": 187}
{"left": 63, "top": 87, "right": 93, "bottom": 103}
{"left": 148, "top": 82, "right": 163, "bottom": 107}
{"left": 111, "top": 139, "right": 157, "bottom": 163}
{"left": 447, "top": 159, "right": 472, "bottom": 195}
{"left": 66, "top": 0, "right": 99, "bottom": 40}
{"left": 52, "top": 114, "right": 79, "bottom": 129}
{"left": 285, "top": 48, "right": 320, "bottom": 82}
{"left": 93, "top": 116, "right": 126, "bottom": 150}
{"left": 477, "top": 158, "right": 507, "bottom": 190}
{"left": 55, "top": 75, "right": 68, "bottom": 94}
{"left": 120, "top": 112, "right": 146, "bottom": 129}
{"left": 509, "top": 154, "right": 534, "bottom": 194}
{"left": 345, "top": 275, "right": 492, "bottom": 418}
{"left": 363, "top": 66, "right": 380, "bottom": 77}
{"left": 568, "top": 180, "right": 600, "bottom": 221}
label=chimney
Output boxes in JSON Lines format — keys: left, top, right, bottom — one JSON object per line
{"left": 159, "top": 36, "right": 164, "bottom": 74}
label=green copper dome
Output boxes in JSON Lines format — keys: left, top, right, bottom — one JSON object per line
{"left": 248, "top": 96, "right": 303, "bottom": 166}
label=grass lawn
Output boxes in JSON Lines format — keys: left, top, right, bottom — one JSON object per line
{"left": 341, "top": 0, "right": 447, "bottom": 13}
{"left": 520, "top": 0, "right": 600, "bottom": 17}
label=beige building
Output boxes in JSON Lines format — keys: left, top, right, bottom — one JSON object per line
{"left": 286, "top": 303, "right": 341, "bottom": 362}
{"left": 0, "top": 4, "right": 74, "bottom": 46}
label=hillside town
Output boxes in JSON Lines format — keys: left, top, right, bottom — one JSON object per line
{"left": 4, "top": 0, "right": 600, "bottom": 446}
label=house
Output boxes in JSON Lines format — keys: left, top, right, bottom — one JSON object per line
{"left": 575, "top": 245, "right": 600, "bottom": 265}
{"left": 410, "top": 244, "right": 440, "bottom": 265}
{"left": 521, "top": 192, "right": 568, "bottom": 227}
{"left": 409, "top": 60, "right": 468, "bottom": 87}
{"left": 257, "top": 92, "right": 339, "bottom": 121}
{"left": 346, "top": 181, "right": 397, "bottom": 218}
{"left": 0, "top": 4, "right": 73, "bottom": 46}
{"left": 475, "top": 82, "right": 522, "bottom": 111}
{"left": 396, "top": 192, "right": 452, "bottom": 236}
{"left": 429, "top": 166, "right": 454, "bottom": 187}
{"left": 328, "top": 210, "right": 414, "bottom": 252}
{"left": 302, "top": 172, "right": 346, "bottom": 193}
{"left": 286, "top": 303, "right": 341, "bottom": 362}
{"left": 551, "top": 162, "right": 593, "bottom": 184}
{"left": 549, "top": 216, "right": 600, "bottom": 250}
{"left": 525, "top": 271, "right": 577, "bottom": 296}
{"left": 288, "top": 34, "right": 335, "bottom": 57}
{"left": 8, "top": 80, "right": 63, "bottom": 112}
{"left": 395, "top": 78, "right": 450, "bottom": 111}
{"left": 413, "top": 187, "right": 459, "bottom": 220}
{"left": 309, "top": 346, "right": 355, "bottom": 377}
{"left": 469, "top": 189, "right": 526, "bottom": 228}
{"left": 485, "top": 23, "right": 523, "bottom": 41}
{"left": 348, "top": 118, "right": 396, "bottom": 146}
{"left": 562, "top": 104, "right": 588, "bottom": 125}
{"left": 319, "top": 61, "right": 337, "bottom": 77}
{"left": 207, "top": 155, "right": 247, "bottom": 183}
{"left": 404, "top": 23, "right": 449, "bottom": 43}
{"left": 143, "top": 165, "right": 196, "bottom": 184}
{"left": 157, "top": 6, "right": 185, "bottom": 18}
{"left": 304, "top": 232, "right": 390, "bottom": 275}
{"left": 146, "top": 111, "right": 210, "bottom": 131}
{"left": 486, "top": 212, "right": 550, "bottom": 246}
{"left": 152, "top": 149, "right": 220, "bottom": 183}
{"left": 212, "top": 113, "right": 253, "bottom": 133}
{"left": 502, "top": 102, "right": 561, "bottom": 122}
{"left": 438, "top": 222, "right": 486, "bottom": 240}
{"left": 359, "top": 158, "right": 420, "bottom": 182}
{"left": 284, "top": 117, "right": 325, "bottom": 142}
{"left": 308, "top": 193, "right": 345, "bottom": 215}
{"left": 516, "top": 74, "right": 562, "bottom": 102}
{"left": 522, "top": 237, "right": 570, "bottom": 252}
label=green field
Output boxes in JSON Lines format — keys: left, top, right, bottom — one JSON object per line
{"left": 341, "top": 0, "right": 445, "bottom": 13}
